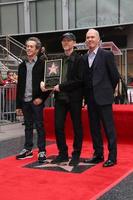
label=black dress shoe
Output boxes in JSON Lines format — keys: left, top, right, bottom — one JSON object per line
{"left": 51, "top": 155, "right": 69, "bottom": 164}
{"left": 84, "top": 156, "right": 104, "bottom": 164}
{"left": 103, "top": 159, "right": 116, "bottom": 167}
{"left": 69, "top": 155, "right": 80, "bottom": 166}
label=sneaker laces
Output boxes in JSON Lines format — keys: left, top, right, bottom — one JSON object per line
{"left": 19, "top": 149, "right": 28, "bottom": 155}
{"left": 38, "top": 151, "right": 46, "bottom": 158}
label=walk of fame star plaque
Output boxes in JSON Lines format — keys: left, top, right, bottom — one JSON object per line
{"left": 44, "top": 59, "right": 62, "bottom": 89}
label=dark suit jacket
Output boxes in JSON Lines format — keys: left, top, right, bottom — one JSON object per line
{"left": 83, "top": 48, "right": 120, "bottom": 105}
{"left": 16, "top": 57, "right": 50, "bottom": 109}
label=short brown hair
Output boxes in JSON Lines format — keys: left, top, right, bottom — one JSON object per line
{"left": 25, "top": 37, "right": 42, "bottom": 49}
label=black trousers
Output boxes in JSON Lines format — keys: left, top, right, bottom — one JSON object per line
{"left": 86, "top": 91, "right": 117, "bottom": 161}
{"left": 54, "top": 99, "right": 83, "bottom": 157}
{"left": 22, "top": 101, "right": 46, "bottom": 152}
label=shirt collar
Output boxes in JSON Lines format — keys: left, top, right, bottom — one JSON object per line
{"left": 63, "top": 51, "right": 75, "bottom": 62}
{"left": 88, "top": 46, "right": 99, "bottom": 55}
{"left": 25, "top": 56, "right": 37, "bottom": 63}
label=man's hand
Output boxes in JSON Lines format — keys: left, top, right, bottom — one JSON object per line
{"left": 33, "top": 98, "right": 43, "bottom": 105}
{"left": 40, "top": 81, "right": 48, "bottom": 92}
{"left": 53, "top": 84, "right": 60, "bottom": 92}
{"left": 16, "top": 109, "right": 23, "bottom": 116}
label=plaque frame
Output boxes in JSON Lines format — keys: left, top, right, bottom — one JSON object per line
{"left": 44, "top": 59, "right": 62, "bottom": 90}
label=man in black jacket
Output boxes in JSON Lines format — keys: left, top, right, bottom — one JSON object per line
{"left": 41, "top": 33, "right": 84, "bottom": 166}
{"left": 53, "top": 33, "right": 84, "bottom": 166}
{"left": 83, "top": 29, "right": 120, "bottom": 167}
{"left": 16, "top": 37, "right": 50, "bottom": 163}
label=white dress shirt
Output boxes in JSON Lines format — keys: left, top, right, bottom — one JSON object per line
{"left": 88, "top": 47, "right": 99, "bottom": 67}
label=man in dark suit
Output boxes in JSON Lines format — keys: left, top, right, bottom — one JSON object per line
{"left": 83, "top": 29, "right": 120, "bottom": 167}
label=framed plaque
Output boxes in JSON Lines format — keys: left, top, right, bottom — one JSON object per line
{"left": 44, "top": 59, "right": 62, "bottom": 89}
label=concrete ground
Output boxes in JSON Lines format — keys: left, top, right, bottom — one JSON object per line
{"left": 0, "top": 123, "right": 37, "bottom": 159}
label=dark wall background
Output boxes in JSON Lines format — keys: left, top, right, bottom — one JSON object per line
{"left": 5, "top": 24, "right": 129, "bottom": 54}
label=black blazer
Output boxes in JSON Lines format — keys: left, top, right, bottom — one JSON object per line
{"left": 83, "top": 48, "right": 120, "bottom": 105}
{"left": 57, "top": 51, "right": 84, "bottom": 102}
{"left": 16, "top": 58, "right": 50, "bottom": 109}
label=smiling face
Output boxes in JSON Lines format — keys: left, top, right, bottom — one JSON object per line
{"left": 85, "top": 29, "right": 100, "bottom": 52}
{"left": 26, "top": 40, "right": 39, "bottom": 58}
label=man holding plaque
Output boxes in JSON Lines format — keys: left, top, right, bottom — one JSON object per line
{"left": 53, "top": 32, "right": 85, "bottom": 166}
{"left": 16, "top": 37, "right": 50, "bottom": 163}
{"left": 43, "top": 33, "right": 84, "bottom": 166}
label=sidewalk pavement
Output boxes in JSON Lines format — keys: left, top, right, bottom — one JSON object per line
{"left": 0, "top": 123, "right": 37, "bottom": 159}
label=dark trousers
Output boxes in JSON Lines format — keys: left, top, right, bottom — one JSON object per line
{"left": 54, "top": 100, "right": 83, "bottom": 157}
{"left": 22, "top": 101, "right": 46, "bottom": 152}
{"left": 86, "top": 91, "right": 117, "bottom": 161}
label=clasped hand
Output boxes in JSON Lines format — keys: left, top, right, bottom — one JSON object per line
{"left": 40, "top": 81, "right": 60, "bottom": 92}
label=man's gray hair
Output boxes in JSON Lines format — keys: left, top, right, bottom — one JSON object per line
{"left": 25, "top": 37, "right": 42, "bottom": 49}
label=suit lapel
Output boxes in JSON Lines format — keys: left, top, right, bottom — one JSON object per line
{"left": 83, "top": 53, "right": 89, "bottom": 68}
{"left": 83, "top": 48, "right": 103, "bottom": 70}
{"left": 66, "top": 52, "right": 75, "bottom": 78}
{"left": 91, "top": 48, "right": 102, "bottom": 69}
